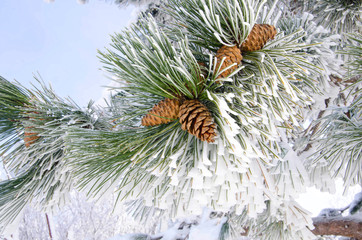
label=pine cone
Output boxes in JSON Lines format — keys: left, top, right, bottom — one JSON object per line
{"left": 240, "top": 24, "right": 277, "bottom": 52}
{"left": 24, "top": 128, "right": 40, "bottom": 147}
{"left": 215, "top": 45, "right": 243, "bottom": 79}
{"left": 142, "top": 98, "right": 180, "bottom": 126}
{"left": 179, "top": 99, "right": 216, "bottom": 143}
{"left": 24, "top": 110, "right": 40, "bottom": 147}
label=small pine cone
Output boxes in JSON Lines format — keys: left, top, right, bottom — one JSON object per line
{"left": 142, "top": 98, "right": 180, "bottom": 126}
{"left": 24, "top": 127, "right": 39, "bottom": 147}
{"left": 24, "top": 110, "right": 40, "bottom": 147}
{"left": 215, "top": 45, "right": 243, "bottom": 79}
{"left": 240, "top": 24, "right": 277, "bottom": 52}
{"left": 178, "top": 99, "right": 216, "bottom": 143}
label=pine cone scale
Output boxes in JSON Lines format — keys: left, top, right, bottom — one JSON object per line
{"left": 186, "top": 118, "right": 194, "bottom": 131}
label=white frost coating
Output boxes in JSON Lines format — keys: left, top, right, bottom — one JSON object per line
{"left": 265, "top": 198, "right": 315, "bottom": 239}
{"left": 161, "top": 222, "right": 189, "bottom": 240}
{"left": 214, "top": 96, "right": 244, "bottom": 157}
{"left": 188, "top": 209, "right": 227, "bottom": 240}
{"left": 197, "top": 161, "right": 213, "bottom": 177}
{"left": 106, "top": 208, "right": 234, "bottom": 240}
{"left": 169, "top": 146, "right": 185, "bottom": 168}
{"left": 216, "top": 137, "right": 225, "bottom": 156}
{"left": 189, "top": 168, "right": 204, "bottom": 190}
{"left": 349, "top": 191, "right": 362, "bottom": 214}
{"left": 273, "top": 145, "right": 310, "bottom": 199}
{"left": 107, "top": 234, "right": 138, "bottom": 240}
{"left": 201, "top": 141, "right": 212, "bottom": 166}
{"left": 170, "top": 171, "right": 179, "bottom": 186}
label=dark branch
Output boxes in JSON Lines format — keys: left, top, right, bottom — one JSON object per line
{"left": 311, "top": 216, "right": 362, "bottom": 239}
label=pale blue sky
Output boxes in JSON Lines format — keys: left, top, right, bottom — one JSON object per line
{"left": 0, "top": 0, "right": 135, "bottom": 106}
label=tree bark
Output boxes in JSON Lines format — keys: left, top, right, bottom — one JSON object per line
{"left": 311, "top": 216, "right": 362, "bottom": 239}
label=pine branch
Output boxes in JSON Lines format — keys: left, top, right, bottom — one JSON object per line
{"left": 310, "top": 0, "right": 361, "bottom": 34}
{"left": 278, "top": 12, "right": 344, "bottom": 88}
{"left": 99, "top": 16, "right": 209, "bottom": 100}
{"left": 1, "top": 1, "right": 352, "bottom": 238}
{"left": 304, "top": 33, "right": 362, "bottom": 193}
{"left": 309, "top": 110, "right": 361, "bottom": 187}
{"left": 166, "top": 0, "right": 265, "bottom": 48}
{"left": 311, "top": 215, "right": 362, "bottom": 239}
{"left": 341, "top": 33, "right": 362, "bottom": 78}
{"left": 283, "top": 0, "right": 361, "bottom": 34}
{"left": 66, "top": 122, "right": 191, "bottom": 200}
{"left": 1, "top": 155, "right": 64, "bottom": 227}
{"left": 0, "top": 77, "right": 31, "bottom": 152}
{"left": 165, "top": 2, "right": 323, "bottom": 131}
{"left": 0, "top": 78, "right": 110, "bottom": 229}
{"left": 94, "top": 3, "right": 327, "bottom": 239}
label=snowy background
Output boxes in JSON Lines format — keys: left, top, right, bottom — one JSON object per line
{"left": 0, "top": 182, "right": 359, "bottom": 240}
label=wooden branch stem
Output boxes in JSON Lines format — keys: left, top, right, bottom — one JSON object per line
{"left": 311, "top": 216, "right": 362, "bottom": 239}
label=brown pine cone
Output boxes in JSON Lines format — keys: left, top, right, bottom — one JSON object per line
{"left": 23, "top": 111, "right": 40, "bottom": 147}
{"left": 179, "top": 99, "right": 216, "bottom": 143}
{"left": 142, "top": 98, "right": 180, "bottom": 126}
{"left": 215, "top": 45, "right": 243, "bottom": 79}
{"left": 24, "top": 128, "right": 40, "bottom": 147}
{"left": 240, "top": 24, "right": 277, "bottom": 52}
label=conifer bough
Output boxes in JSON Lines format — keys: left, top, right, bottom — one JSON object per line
{"left": 2, "top": 0, "right": 352, "bottom": 237}
{"left": 142, "top": 23, "right": 277, "bottom": 141}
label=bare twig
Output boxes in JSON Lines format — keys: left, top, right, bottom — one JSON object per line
{"left": 344, "top": 74, "right": 361, "bottom": 84}
{"left": 45, "top": 213, "right": 53, "bottom": 240}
